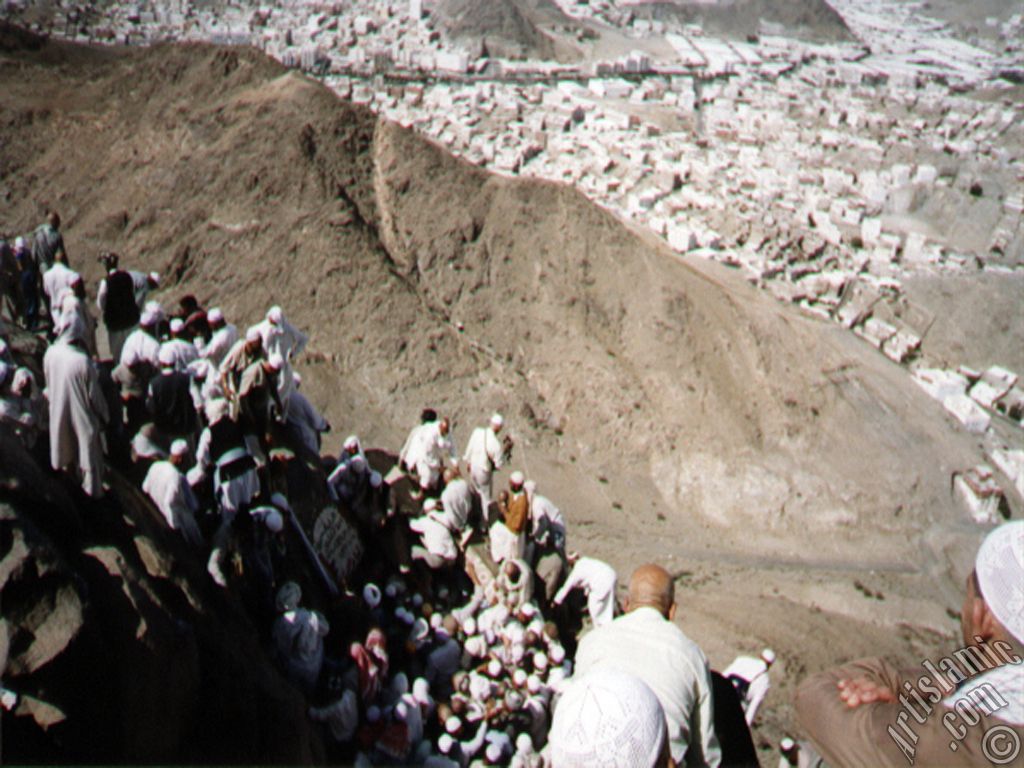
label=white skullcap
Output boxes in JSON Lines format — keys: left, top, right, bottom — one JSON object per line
{"left": 445, "top": 716, "right": 461, "bottom": 734}
{"left": 148, "top": 271, "right": 160, "bottom": 285}
{"left": 14, "top": 236, "right": 25, "bottom": 249}
{"left": 533, "top": 651, "right": 548, "bottom": 671}
{"left": 513, "top": 669, "right": 528, "bottom": 687}
{"left": 423, "top": 498, "right": 439, "bottom": 513}
{"left": 976, "top": 520, "right": 1024, "bottom": 644}
{"left": 520, "top": 603, "right": 538, "bottom": 619}
{"left": 205, "top": 398, "right": 230, "bottom": 424}
{"left": 430, "top": 612, "right": 443, "bottom": 630}
{"left": 487, "top": 659, "right": 502, "bottom": 677}
{"left": 208, "top": 307, "right": 224, "bottom": 323}
{"left": 486, "top": 742, "right": 503, "bottom": 763}
{"left": 394, "top": 701, "right": 409, "bottom": 722}
{"left": 412, "top": 678, "right": 430, "bottom": 703}
{"left": 506, "top": 622, "right": 525, "bottom": 644}
{"left": 438, "top": 734, "right": 454, "bottom": 753}
{"left": 366, "top": 705, "right": 381, "bottom": 723}
{"left": 158, "top": 345, "right": 176, "bottom": 366}
{"left": 276, "top": 581, "right": 302, "bottom": 613}
{"left": 170, "top": 439, "right": 189, "bottom": 458}
{"left": 292, "top": 371, "right": 302, "bottom": 386}
{"left": 516, "top": 733, "right": 533, "bottom": 753}
{"left": 267, "top": 306, "right": 283, "bottom": 324}
{"left": 780, "top": 738, "right": 796, "bottom": 751}
{"left": 343, "top": 435, "right": 359, "bottom": 450}
{"left": 549, "top": 644, "right": 565, "bottom": 664}
{"left": 169, "top": 318, "right": 184, "bottom": 333}
{"left": 510, "top": 471, "right": 525, "bottom": 486}
{"left": 245, "top": 326, "right": 261, "bottom": 343}
{"left": 490, "top": 413, "right": 504, "bottom": 429}
{"left": 140, "top": 307, "right": 160, "bottom": 326}
{"left": 550, "top": 668, "right": 667, "bottom": 768}
{"left": 761, "top": 648, "right": 777, "bottom": 665}
{"left": 527, "top": 674, "right": 542, "bottom": 694}
{"left": 369, "top": 471, "right": 382, "bottom": 488}
{"left": 463, "top": 617, "right": 477, "bottom": 635}
{"left": 512, "top": 644, "right": 526, "bottom": 665}
{"left": 265, "top": 509, "right": 284, "bottom": 533}
{"left": 465, "top": 636, "right": 486, "bottom": 657}
{"left": 411, "top": 617, "right": 430, "bottom": 642}
{"left": 145, "top": 300, "right": 164, "bottom": 317}
{"left": 267, "top": 353, "right": 285, "bottom": 371}
{"left": 363, "top": 583, "right": 381, "bottom": 608}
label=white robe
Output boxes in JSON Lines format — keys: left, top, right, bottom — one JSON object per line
{"left": 463, "top": 426, "right": 503, "bottom": 509}
{"left": 440, "top": 478, "right": 473, "bottom": 532}
{"left": 55, "top": 293, "right": 97, "bottom": 357}
{"left": 159, "top": 339, "right": 199, "bottom": 372}
{"left": 119, "top": 327, "right": 161, "bottom": 369}
{"left": 200, "top": 323, "right": 238, "bottom": 367}
{"left": 254, "top": 316, "right": 307, "bottom": 361}
{"left": 142, "top": 460, "right": 203, "bottom": 546}
{"left": 42, "top": 263, "right": 78, "bottom": 324}
{"left": 553, "top": 557, "right": 617, "bottom": 627}
{"left": 43, "top": 341, "right": 108, "bottom": 497}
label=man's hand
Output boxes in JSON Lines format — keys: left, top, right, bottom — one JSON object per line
{"left": 837, "top": 676, "right": 896, "bottom": 707}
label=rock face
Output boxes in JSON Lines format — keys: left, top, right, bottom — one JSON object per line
{"left": 0, "top": 366, "right": 322, "bottom": 763}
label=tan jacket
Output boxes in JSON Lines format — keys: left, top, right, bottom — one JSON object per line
{"left": 795, "top": 656, "right": 1024, "bottom": 767}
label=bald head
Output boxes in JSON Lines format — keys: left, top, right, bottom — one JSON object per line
{"left": 627, "top": 564, "right": 675, "bottom": 618}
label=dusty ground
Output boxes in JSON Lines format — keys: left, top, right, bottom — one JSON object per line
{"left": 0, "top": 29, "right": 1016, "bottom": 761}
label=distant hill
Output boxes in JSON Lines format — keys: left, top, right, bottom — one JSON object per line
{"left": 433, "top": 0, "right": 578, "bottom": 60}
{"left": 629, "top": 0, "right": 854, "bottom": 43}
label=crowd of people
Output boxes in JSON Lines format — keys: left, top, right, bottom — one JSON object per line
{"left": 3, "top": 213, "right": 1022, "bottom": 768}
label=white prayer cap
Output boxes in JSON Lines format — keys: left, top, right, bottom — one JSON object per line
{"left": 516, "top": 733, "right": 533, "bottom": 753}
{"left": 412, "top": 678, "right": 431, "bottom": 703}
{"left": 267, "top": 306, "right": 283, "bottom": 324}
{"left": 513, "top": 669, "right": 528, "bottom": 687}
{"left": 411, "top": 617, "right": 430, "bottom": 642}
{"left": 11, "top": 368, "right": 33, "bottom": 394}
{"left": 550, "top": 668, "right": 667, "bottom": 768}
{"left": 276, "top": 581, "right": 302, "bottom": 613}
{"left": 511, "top": 644, "right": 526, "bottom": 665}
{"left": 976, "top": 520, "right": 1024, "bottom": 644}
{"left": 465, "top": 636, "right": 486, "bottom": 657}
{"left": 369, "top": 471, "right": 382, "bottom": 488}
{"left": 208, "top": 307, "right": 224, "bottom": 324}
{"left": 510, "top": 471, "right": 525, "bottom": 486}
{"left": 430, "top": 612, "right": 443, "bottom": 630}
{"left": 265, "top": 510, "right": 284, "bottom": 533}
{"left": 158, "top": 345, "right": 176, "bottom": 366}
{"left": 169, "top": 318, "right": 184, "bottom": 333}
{"left": 423, "top": 498, "right": 439, "bottom": 513}
{"left": 486, "top": 742, "right": 503, "bottom": 763}
{"left": 438, "top": 734, "right": 454, "bottom": 754}
{"left": 14, "top": 236, "right": 25, "bottom": 249}
{"left": 363, "top": 583, "right": 381, "bottom": 608}
{"left": 271, "top": 492, "right": 291, "bottom": 511}
{"left": 524, "top": 479, "right": 537, "bottom": 495}
{"left": 148, "top": 271, "right": 160, "bottom": 285}
{"left": 445, "top": 716, "right": 461, "bottom": 734}
{"left": 366, "top": 705, "right": 381, "bottom": 724}
{"left": 205, "top": 398, "right": 230, "bottom": 424}
{"left": 343, "top": 435, "right": 360, "bottom": 450}
{"left": 780, "top": 738, "right": 796, "bottom": 752}
{"left": 528, "top": 619, "right": 545, "bottom": 637}
{"left": 463, "top": 617, "right": 477, "bottom": 635}
{"left": 506, "top": 622, "right": 525, "bottom": 644}
{"left": 144, "top": 300, "right": 164, "bottom": 318}
{"left": 267, "top": 353, "right": 285, "bottom": 371}
{"left": 761, "top": 648, "right": 777, "bottom": 665}
{"left": 490, "top": 413, "right": 504, "bottom": 429}
{"left": 292, "top": 371, "right": 302, "bottom": 386}
{"left": 533, "top": 652, "right": 548, "bottom": 671}
{"left": 487, "top": 659, "right": 502, "bottom": 677}
{"left": 394, "top": 701, "right": 409, "bottom": 722}
{"left": 527, "top": 674, "right": 542, "bottom": 694}
{"left": 170, "top": 439, "right": 189, "bottom": 458}
{"left": 520, "top": 602, "right": 538, "bottom": 619}
{"left": 245, "top": 326, "right": 261, "bottom": 343}
{"left": 140, "top": 307, "right": 160, "bottom": 327}
{"left": 549, "top": 644, "right": 565, "bottom": 664}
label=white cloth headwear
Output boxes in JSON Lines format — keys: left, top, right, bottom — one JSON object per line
{"left": 276, "top": 581, "right": 302, "bottom": 613}
{"left": 761, "top": 648, "right": 776, "bottom": 665}
{"left": 463, "top": 617, "right": 477, "bottom": 635}
{"left": 516, "top": 733, "right": 533, "bottom": 753}
{"left": 549, "top": 668, "right": 667, "bottom": 768}
{"left": 245, "top": 326, "right": 261, "bottom": 343}
{"left": 438, "top": 734, "right": 454, "bottom": 753}
{"left": 465, "top": 636, "right": 486, "bottom": 657}
{"left": 510, "top": 471, "right": 525, "bottom": 486}
{"left": 267, "top": 305, "right": 283, "bottom": 324}
{"left": 12, "top": 368, "right": 33, "bottom": 395}
{"left": 976, "top": 520, "right": 1024, "bottom": 644}
{"left": 208, "top": 307, "right": 224, "bottom": 323}
{"left": 412, "top": 678, "right": 431, "bottom": 704}
{"left": 486, "top": 742, "right": 503, "bottom": 763}
{"left": 527, "top": 674, "right": 542, "bottom": 694}
{"left": 445, "top": 716, "right": 461, "bottom": 734}
{"left": 267, "top": 353, "right": 285, "bottom": 371}
{"left": 487, "top": 659, "right": 502, "bottom": 677}
{"left": 363, "top": 583, "right": 382, "bottom": 608}
{"left": 14, "top": 236, "right": 25, "bottom": 250}
{"left": 513, "top": 669, "right": 528, "bottom": 687}
{"left": 344, "top": 435, "right": 360, "bottom": 450}
{"left": 170, "top": 439, "right": 189, "bottom": 458}
{"left": 158, "top": 345, "right": 176, "bottom": 366}
{"left": 423, "top": 498, "right": 439, "bottom": 513}
{"left": 169, "top": 318, "right": 184, "bottom": 333}
{"left": 148, "top": 271, "right": 160, "bottom": 285}
{"left": 490, "top": 413, "right": 504, "bottom": 429}
{"left": 533, "top": 651, "right": 548, "bottom": 671}
{"left": 549, "top": 644, "right": 565, "bottom": 664}
{"left": 140, "top": 307, "right": 160, "bottom": 327}
{"left": 205, "top": 398, "right": 230, "bottom": 424}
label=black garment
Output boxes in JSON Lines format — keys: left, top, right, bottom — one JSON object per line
{"left": 207, "top": 416, "right": 248, "bottom": 463}
{"left": 710, "top": 670, "right": 760, "bottom": 767}
{"left": 146, "top": 371, "right": 198, "bottom": 437}
{"left": 103, "top": 270, "right": 140, "bottom": 331}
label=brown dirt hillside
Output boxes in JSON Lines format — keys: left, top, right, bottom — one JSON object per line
{"left": 0, "top": 31, "right": 995, "bottom": 754}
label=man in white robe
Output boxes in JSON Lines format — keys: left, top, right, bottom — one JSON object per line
{"left": 43, "top": 339, "right": 109, "bottom": 497}
{"left": 41, "top": 255, "right": 79, "bottom": 327}
{"left": 254, "top": 305, "right": 307, "bottom": 361}
{"left": 142, "top": 439, "right": 203, "bottom": 546}
{"left": 199, "top": 308, "right": 237, "bottom": 367}
{"left": 552, "top": 554, "right": 618, "bottom": 627}
{"left": 462, "top": 413, "right": 507, "bottom": 515}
